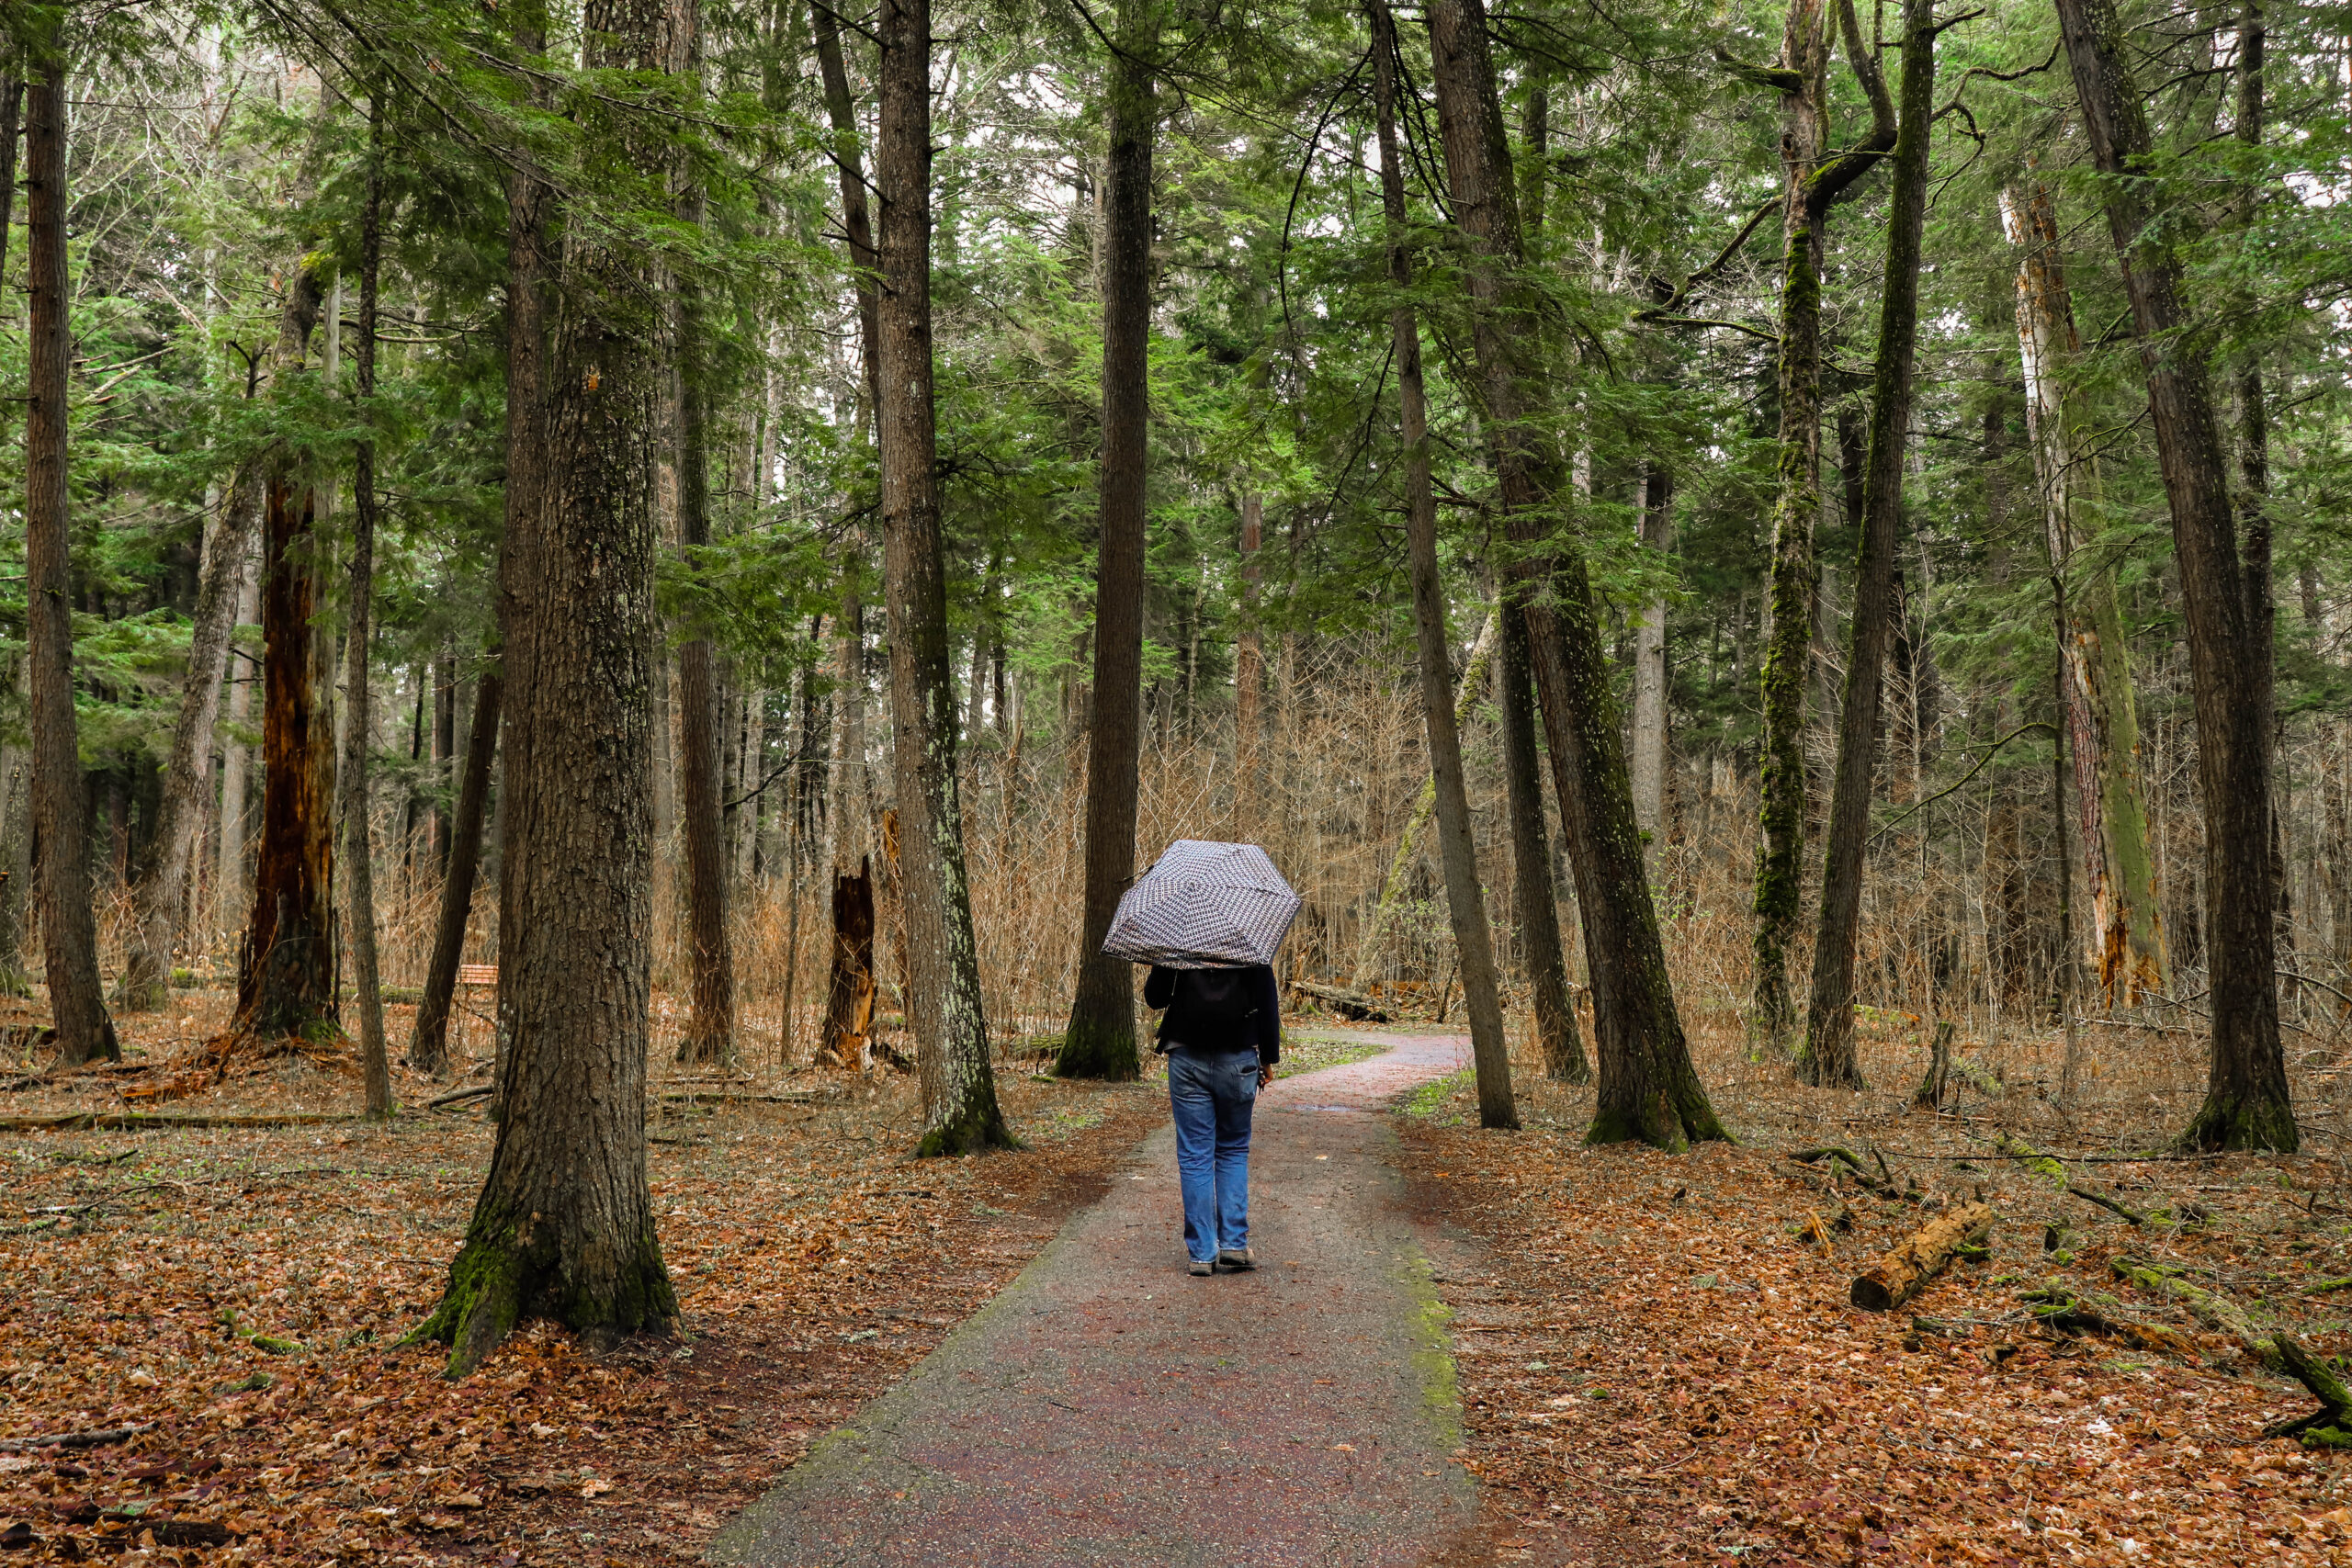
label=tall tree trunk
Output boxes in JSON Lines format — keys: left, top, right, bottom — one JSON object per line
{"left": 408, "top": 670, "right": 501, "bottom": 1075}
{"left": 875, "top": 0, "right": 1014, "bottom": 1153}
{"left": 1427, "top": 0, "right": 1721, "bottom": 1148}
{"left": 23, "top": 56, "right": 115, "bottom": 1066}
{"left": 216, "top": 532, "right": 260, "bottom": 940}
{"left": 2053, "top": 0, "right": 2290, "bottom": 1150}
{"left": 344, "top": 92, "right": 391, "bottom": 1116}
{"left": 672, "top": 24, "right": 738, "bottom": 1064}
{"left": 0, "top": 84, "right": 34, "bottom": 998}
{"left": 1801, "top": 0, "right": 1931, "bottom": 1089}
{"left": 417, "top": 0, "right": 678, "bottom": 1376}
{"left": 1371, "top": 0, "right": 1513, "bottom": 1127}
{"left": 1500, "top": 600, "right": 1588, "bottom": 1082}
{"left": 2006, "top": 176, "right": 2167, "bottom": 1003}
{"left": 432, "top": 648, "right": 456, "bottom": 874}
{"left": 811, "top": 0, "right": 881, "bottom": 420}
{"left": 1231, "top": 494, "right": 1264, "bottom": 844}
{"left": 1740, "top": 0, "right": 1895, "bottom": 1048}
{"left": 1057, "top": 0, "right": 1158, "bottom": 1082}
{"left": 1630, "top": 463, "right": 1673, "bottom": 856}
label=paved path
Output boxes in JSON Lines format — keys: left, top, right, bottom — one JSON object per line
{"left": 710, "top": 1032, "right": 1480, "bottom": 1568}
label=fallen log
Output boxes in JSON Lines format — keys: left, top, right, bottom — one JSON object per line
{"left": 1850, "top": 1201, "right": 1995, "bottom": 1312}
{"left": 0, "top": 1423, "right": 153, "bottom": 1453}
{"left": 2109, "top": 1253, "right": 2278, "bottom": 1368}
{"left": 0, "top": 1111, "right": 359, "bottom": 1134}
{"left": 1290, "top": 980, "right": 1389, "bottom": 1023}
{"left": 425, "top": 1084, "right": 493, "bottom": 1110}
{"left": 2262, "top": 1333, "right": 2352, "bottom": 1442}
{"left": 2018, "top": 1284, "right": 2199, "bottom": 1357}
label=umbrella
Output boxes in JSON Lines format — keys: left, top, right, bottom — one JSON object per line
{"left": 1100, "top": 840, "right": 1302, "bottom": 969}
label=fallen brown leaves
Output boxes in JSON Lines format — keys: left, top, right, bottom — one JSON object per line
{"left": 1397, "top": 1020, "right": 2352, "bottom": 1567}
{"left": 0, "top": 994, "right": 1166, "bottom": 1565}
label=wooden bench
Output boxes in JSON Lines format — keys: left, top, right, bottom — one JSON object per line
{"left": 458, "top": 964, "right": 498, "bottom": 988}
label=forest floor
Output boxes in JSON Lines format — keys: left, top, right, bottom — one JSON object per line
{"left": 5, "top": 988, "right": 2350, "bottom": 1566}
{"left": 1396, "top": 1007, "right": 2352, "bottom": 1567}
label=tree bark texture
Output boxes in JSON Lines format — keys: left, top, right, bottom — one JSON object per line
{"left": 237, "top": 469, "right": 338, "bottom": 1043}
{"left": 408, "top": 670, "right": 502, "bottom": 1074}
{"left": 1057, "top": 0, "right": 1159, "bottom": 1083}
{"left": 1427, "top": 0, "right": 1719, "bottom": 1148}
{"left": 1372, "top": 0, "right": 1514, "bottom": 1129}
{"left": 419, "top": 0, "right": 677, "bottom": 1374}
{"left": 2005, "top": 177, "right": 2167, "bottom": 1004}
{"left": 1801, "top": 0, "right": 1933, "bottom": 1090}
{"left": 1745, "top": 0, "right": 1894, "bottom": 1048}
{"left": 2052, "top": 0, "right": 2290, "bottom": 1150}
{"left": 875, "top": 0, "right": 1015, "bottom": 1153}
{"left": 812, "top": 0, "right": 882, "bottom": 420}
{"left": 822, "top": 858, "right": 876, "bottom": 1066}
{"left": 671, "top": 75, "right": 738, "bottom": 1066}
{"left": 23, "top": 61, "right": 116, "bottom": 1066}
{"left": 1500, "top": 601, "right": 1588, "bottom": 1082}
{"left": 345, "top": 94, "right": 391, "bottom": 1116}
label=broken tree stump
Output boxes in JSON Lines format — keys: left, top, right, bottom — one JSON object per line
{"left": 1850, "top": 1201, "right": 1995, "bottom": 1312}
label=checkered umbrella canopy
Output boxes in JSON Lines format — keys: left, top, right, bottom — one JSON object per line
{"left": 1100, "top": 840, "right": 1302, "bottom": 968}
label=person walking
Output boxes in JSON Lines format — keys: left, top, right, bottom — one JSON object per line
{"left": 1145, "top": 962, "right": 1281, "bottom": 1276}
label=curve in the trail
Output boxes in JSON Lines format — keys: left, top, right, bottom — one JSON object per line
{"left": 708, "top": 1030, "right": 1480, "bottom": 1568}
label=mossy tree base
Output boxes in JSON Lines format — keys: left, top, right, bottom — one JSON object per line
{"left": 2179, "top": 1089, "right": 2298, "bottom": 1153}
{"left": 408, "top": 1212, "right": 676, "bottom": 1379}
{"left": 1054, "top": 1014, "right": 1141, "bottom": 1082}
{"left": 916, "top": 1099, "right": 1024, "bottom": 1158}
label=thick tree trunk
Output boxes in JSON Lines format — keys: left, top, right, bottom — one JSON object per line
{"left": 1427, "top": 0, "right": 1720, "bottom": 1148}
{"left": 672, "top": 69, "right": 738, "bottom": 1065}
{"left": 874, "top": 0, "right": 1014, "bottom": 1153}
{"left": 1630, "top": 463, "right": 1672, "bottom": 857}
{"left": 1500, "top": 602, "right": 1588, "bottom": 1082}
{"left": 2005, "top": 177, "right": 2167, "bottom": 1004}
{"left": 1747, "top": 0, "right": 1831, "bottom": 1049}
{"left": 1372, "top": 0, "right": 1513, "bottom": 1128}
{"left": 344, "top": 97, "right": 391, "bottom": 1116}
{"left": 408, "top": 671, "right": 501, "bottom": 1075}
{"left": 24, "top": 61, "right": 115, "bottom": 1066}
{"left": 1057, "top": 0, "right": 1158, "bottom": 1083}
{"left": 237, "top": 471, "right": 337, "bottom": 1042}
{"left": 490, "top": 5, "right": 553, "bottom": 1122}
{"left": 1743, "top": 0, "right": 1894, "bottom": 1049}
{"left": 417, "top": 0, "right": 678, "bottom": 1376}
{"left": 2053, "top": 0, "right": 2290, "bottom": 1151}
{"left": 1801, "top": 0, "right": 1932, "bottom": 1090}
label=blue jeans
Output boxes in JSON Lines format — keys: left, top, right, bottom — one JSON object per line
{"left": 1168, "top": 1046, "right": 1259, "bottom": 1262}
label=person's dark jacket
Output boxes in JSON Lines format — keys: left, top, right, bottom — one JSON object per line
{"left": 1144, "top": 964, "right": 1281, "bottom": 1068}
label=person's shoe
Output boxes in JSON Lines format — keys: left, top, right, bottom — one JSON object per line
{"left": 1217, "top": 1247, "right": 1256, "bottom": 1271}
{"left": 1189, "top": 1257, "right": 1215, "bottom": 1276}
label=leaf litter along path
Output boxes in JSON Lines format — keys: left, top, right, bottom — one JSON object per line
{"left": 712, "top": 1030, "right": 1486, "bottom": 1568}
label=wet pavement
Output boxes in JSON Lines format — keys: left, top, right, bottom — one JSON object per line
{"left": 709, "top": 1031, "right": 1482, "bottom": 1567}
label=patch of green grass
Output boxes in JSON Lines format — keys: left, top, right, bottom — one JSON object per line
{"left": 1272, "top": 1035, "right": 1391, "bottom": 1080}
{"left": 1401, "top": 1068, "right": 1475, "bottom": 1123}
